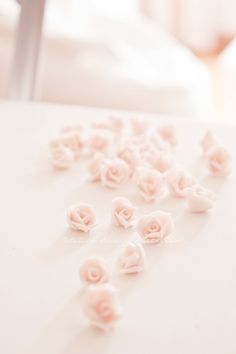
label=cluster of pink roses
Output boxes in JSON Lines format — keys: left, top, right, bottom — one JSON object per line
{"left": 49, "top": 125, "right": 84, "bottom": 169}
{"left": 87, "top": 122, "right": 177, "bottom": 195}
{"left": 66, "top": 198, "right": 174, "bottom": 331}
{"left": 49, "top": 118, "right": 176, "bottom": 174}
{"left": 49, "top": 118, "right": 232, "bottom": 332}
{"left": 79, "top": 241, "right": 146, "bottom": 332}
{"left": 86, "top": 126, "right": 231, "bottom": 212}
{"left": 67, "top": 198, "right": 174, "bottom": 243}
{"left": 49, "top": 121, "right": 115, "bottom": 169}
{"left": 78, "top": 242, "right": 146, "bottom": 332}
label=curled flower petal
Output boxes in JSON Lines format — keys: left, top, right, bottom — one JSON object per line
{"left": 49, "top": 131, "right": 83, "bottom": 159}
{"left": 185, "top": 184, "right": 215, "bottom": 213}
{"left": 206, "top": 145, "right": 231, "bottom": 177}
{"left": 134, "top": 167, "right": 165, "bottom": 202}
{"left": 158, "top": 124, "right": 177, "bottom": 147}
{"left": 88, "top": 129, "right": 112, "bottom": 154}
{"left": 51, "top": 146, "right": 74, "bottom": 169}
{"left": 148, "top": 131, "right": 170, "bottom": 152}
{"left": 141, "top": 148, "right": 174, "bottom": 173}
{"left": 117, "top": 242, "right": 146, "bottom": 274}
{"left": 67, "top": 204, "right": 96, "bottom": 232}
{"left": 166, "top": 167, "right": 196, "bottom": 198}
{"left": 117, "top": 145, "right": 140, "bottom": 175}
{"left": 88, "top": 152, "right": 105, "bottom": 182}
{"left": 111, "top": 197, "right": 136, "bottom": 229}
{"left": 83, "top": 284, "right": 122, "bottom": 331}
{"left": 101, "top": 158, "right": 130, "bottom": 189}
{"left": 79, "top": 256, "right": 111, "bottom": 286}
{"left": 137, "top": 210, "right": 174, "bottom": 244}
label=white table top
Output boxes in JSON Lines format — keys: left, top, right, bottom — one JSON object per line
{"left": 0, "top": 102, "right": 236, "bottom": 354}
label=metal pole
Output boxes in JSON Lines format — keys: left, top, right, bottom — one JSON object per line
{"left": 9, "top": 0, "right": 46, "bottom": 101}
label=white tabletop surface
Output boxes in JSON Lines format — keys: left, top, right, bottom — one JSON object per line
{"left": 0, "top": 102, "right": 236, "bottom": 354}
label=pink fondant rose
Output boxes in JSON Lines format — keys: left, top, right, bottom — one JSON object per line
{"left": 117, "top": 145, "right": 140, "bottom": 175}
{"left": 137, "top": 210, "right": 173, "bottom": 244}
{"left": 111, "top": 197, "right": 136, "bottom": 229}
{"left": 88, "top": 129, "right": 112, "bottom": 154}
{"left": 51, "top": 146, "right": 74, "bottom": 169}
{"left": 49, "top": 131, "right": 83, "bottom": 159}
{"left": 206, "top": 145, "right": 231, "bottom": 176}
{"left": 166, "top": 167, "right": 196, "bottom": 197}
{"left": 109, "top": 116, "right": 124, "bottom": 134}
{"left": 142, "top": 148, "right": 173, "bottom": 173}
{"left": 79, "top": 256, "right": 111, "bottom": 286}
{"left": 88, "top": 153, "right": 105, "bottom": 182}
{"left": 148, "top": 131, "right": 170, "bottom": 151}
{"left": 185, "top": 184, "right": 215, "bottom": 213}
{"left": 117, "top": 242, "right": 146, "bottom": 274}
{"left": 100, "top": 158, "right": 130, "bottom": 189}
{"left": 67, "top": 204, "right": 96, "bottom": 232}
{"left": 83, "top": 284, "right": 122, "bottom": 331}
{"left": 158, "top": 124, "right": 177, "bottom": 147}
{"left": 130, "top": 117, "right": 149, "bottom": 135}
{"left": 134, "top": 167, "right": 165, "bottom": 202}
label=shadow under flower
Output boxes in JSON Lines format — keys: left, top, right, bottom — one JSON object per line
{"left": 22, "top": 291, "right": 116, "bottom": 354}
{"left": 200, "top": 174, "right": 227, "bottom": 194}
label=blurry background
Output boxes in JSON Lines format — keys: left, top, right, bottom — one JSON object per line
{"left": 0, "top": 0, "right": 236, "bottom": 121}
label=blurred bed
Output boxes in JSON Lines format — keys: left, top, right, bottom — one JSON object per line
{"left": 0, "top": 1, "right": 212, "bottom": 117}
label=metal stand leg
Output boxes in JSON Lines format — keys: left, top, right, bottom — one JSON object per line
{"left": 9, "top": 0, "right": 46, "bottom": 101}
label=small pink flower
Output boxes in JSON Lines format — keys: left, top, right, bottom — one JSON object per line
{"left": 148, "top": 131, "right": 170, "bottom": 151}
{"left": 117, "top": 242, "right": 146, "bottom": 274}
{"left": 138, "top": 140, "right": 156, "bottom": 154}
{"left": 109, "top": 116, "right": 124, "bottom": 134}
{"left": 134, "top": 167, "right": 164, "bottom": 202}
{"left": 61, "top": 132, "right": 83, "bottom": 158}
{"left": 166, "top": 167, "right": 196, "bottom": 198}
{"left": 158, "top": 125, "right": 177, "bottom": 147}
{"left": 100, "top": 158, "right": 130, "bottom": 189}
{"left": 51, "top": 146, "right": 74, "bottom": 169}
{"left": 88, "top": 153, "right": 105, "bottom": 182}
{"left": 79, "top": 256, "right": 111, "bottom": 286}
{"left": 111, "top": 197, "right": 136, "bottom": 229}
{"left": 142, "top": 148, "right": 173, "bottom": 173}
{"left": 88, "top": 129, "right": 112, "bottom": 154}
{"left": 200, "top": 130, "right": 216, "bottom": 155}
{"left": 117, "top": 145, "right": 140, "bottom": 175}
{"left": 124, "top": 134, "right": 147, "bottom": 149}
{"left": 137, "top": 211, "right": 173, "bottom": 244}
{"left": 49, "top": 131, "right": 83, "bottom": 159}
{"left": 206, "top": 145, "right": 231, "bottom": 177}
{"left": 185, "top": 184, "right": 215, "bottom": 213}
{"left": 130, "top": 117, "right": 149, "bottom": 135}
{"left": 83, "top": 284, "right": 122, "bottom": 331}
{"left": 67, "top": 204, "right": 96, "bottom": 232}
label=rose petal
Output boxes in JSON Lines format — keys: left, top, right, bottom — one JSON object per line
{"left": 67, "top": 204, "right": 96, "bottom": 232}
{"left": 79, "top": 256, "right": 111, "bottom": 286}
{"left": 83, "top": 284, "right": 122, "bottom": 331}
{"left": 117, "top": 242, "right": 146, "bottom": 274}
